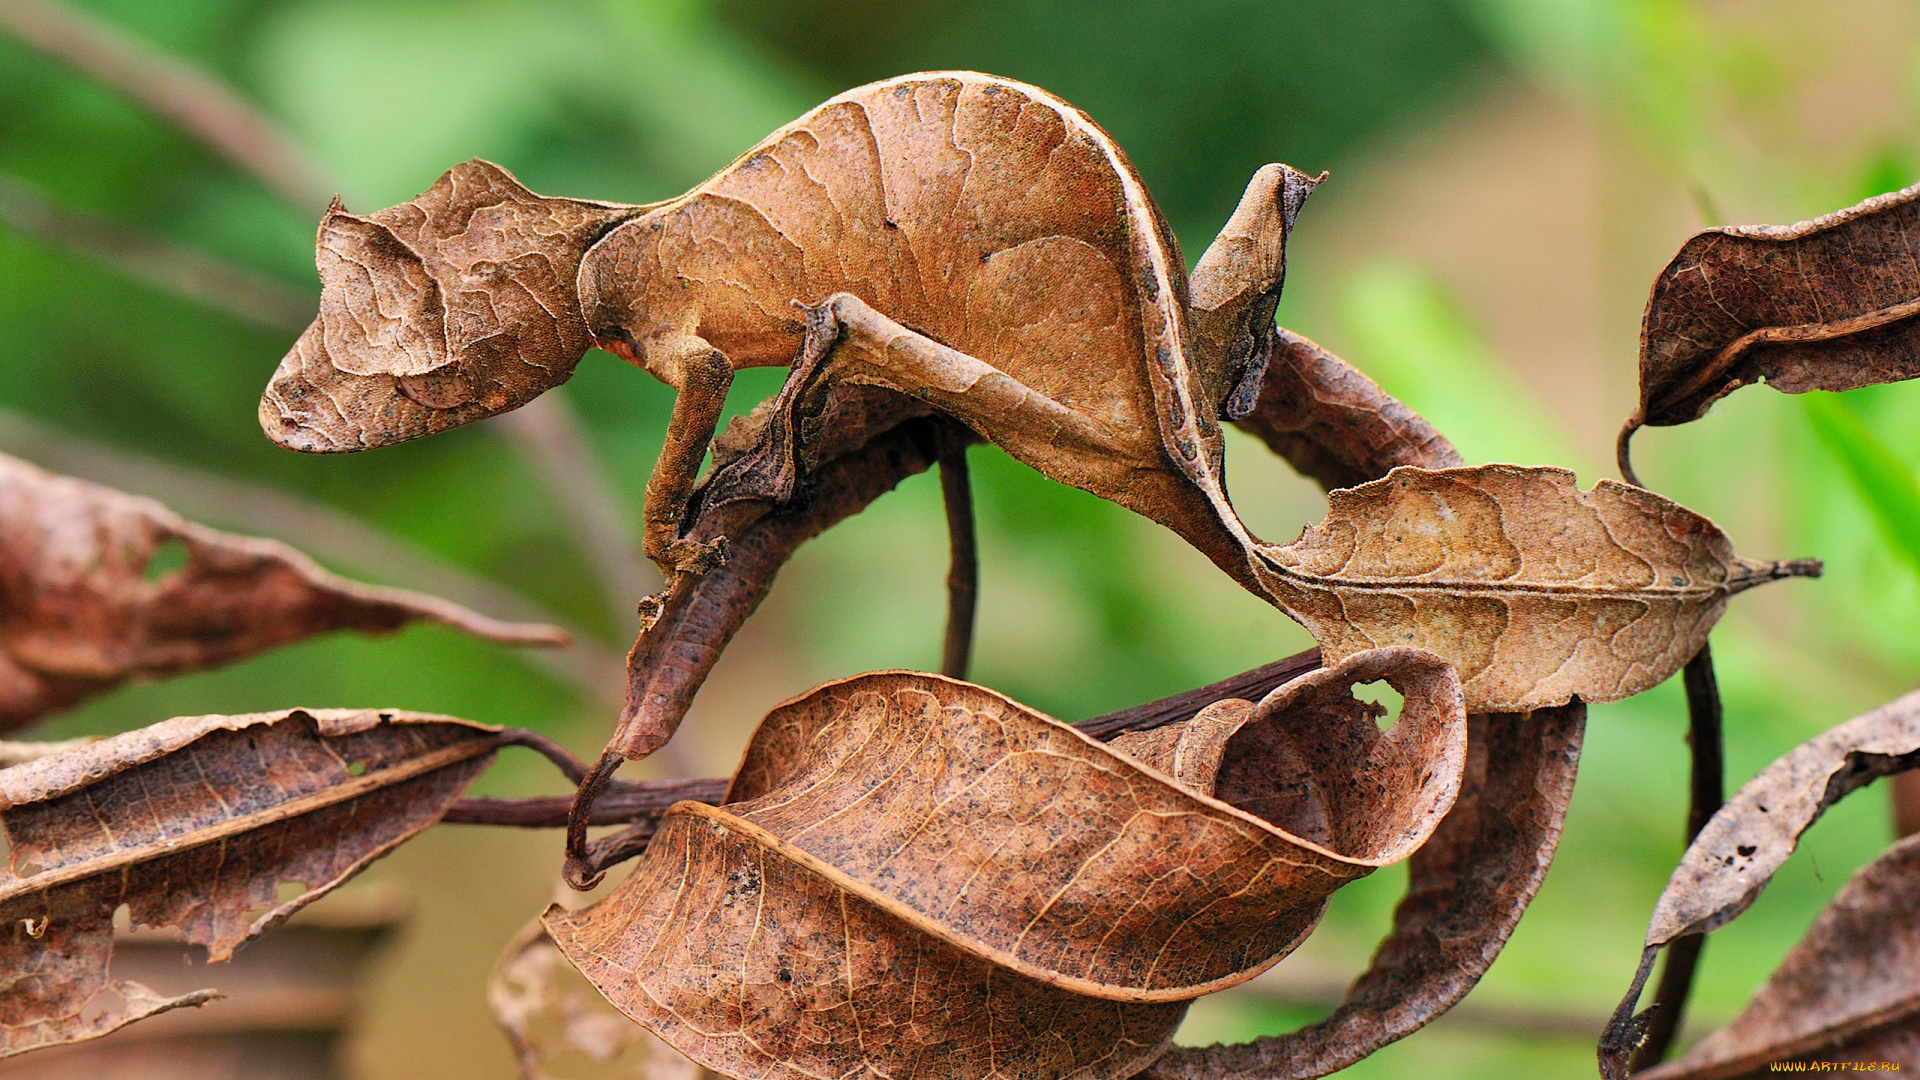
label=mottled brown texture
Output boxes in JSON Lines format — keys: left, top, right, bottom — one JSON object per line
{"left": 1233, "top": 328, "right": 1464, "bottom": 490}
{"left": 1600, "top": 689, "right": 1920, "bottom": 1078}
{"left": 611, "top": 397, "right": 950, "bottom": 762}
{"left": 1145, "top": 704, "right": 1587, "bottom": 1080}
{"left": 1164, "top": 341, "right": 1594, "bottom": 1078}
{"left": 0, "top": 452, "right": 564, "bottom": 731}
{"left": 1622, "top": 182, "right": 1920, "bottom": 474}
{"left": 1261, "top": 465, "right": 1816, "bottom": 713}
{"left": 0, "top": 708, "right": 500, "bottom": 1058}
{"left": 1638, "top": 835, "right": 1920, "bottom": 1080}
{"left": 546, "top": 652, "right": 1464, "bottom": 1079}
{"left": 1647, "top": 689, "right": 1920, "bottom": 948}
{"left": 253, "top": 74, "right": 1802, "bottom": 723}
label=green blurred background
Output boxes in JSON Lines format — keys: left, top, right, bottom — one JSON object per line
{"left": 5, "top": 0, "right": 1920, "bottom": 1076}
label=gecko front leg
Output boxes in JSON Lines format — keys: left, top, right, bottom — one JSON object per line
{"left": 602, "top": 328, "right": 736, "bottom": 577}
{"left": 715, "top": 292, "right": 1137, "bottom": 514}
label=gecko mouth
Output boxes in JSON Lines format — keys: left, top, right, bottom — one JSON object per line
{"left": 260, "top": 321, "right": 466, "bottom": 452}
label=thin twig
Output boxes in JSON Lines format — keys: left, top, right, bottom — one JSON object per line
{"left": 492, "top": 400, "right": 661, "bottom": 643}
{"left": 0, "top": 171, "right": 312, "bottom": 333}
{"left": 443, "top": 777, "right": 727, "bottom": 827}
{"left": 1074, "top": 647, "right": 1322, "bottom": 740}
{"left": 0, "top": 0, "right": 335, "bottom": 212}
{"left": 937, "top": 441, "right": 977, "bottom": 680}
{"left": 1628, "top": 642, "right": 1725, "bottom": 1071}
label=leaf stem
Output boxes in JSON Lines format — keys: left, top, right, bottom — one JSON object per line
{"left": 443, "top": 777, "right": 727, "bottom": 827}
{"left": 1626, "top": 642, "right": 1726, "bottom": 1072}
{"left": 1074, "top": 647, "right": 1321, "bottom": 740}
{"left": 0, "top": 0, "right": 334, "bottom": 212}
{"left": 938, "top": 440, "right": 977, "bottom": 680}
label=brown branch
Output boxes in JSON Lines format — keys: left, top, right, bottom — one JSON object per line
{"left": 938, "top": 440, "right": 978, "bottom": 680}
{"left": 443, "top": 777, "right": 727, "bottom": 827}
{"left": 1626, "top": 642, "right": 1725, "bottom": 1071}
{"left": 0, "top": 171, "right": 312, "bottom": 333}
{"left": 0, "top": 0, "right": 333, "bottom": 212}
{"left": 491, "top": 398, "right": 661, "bottom": 644}
{"left": 1074, "top": 648, "right": 1322, "bottom": 740}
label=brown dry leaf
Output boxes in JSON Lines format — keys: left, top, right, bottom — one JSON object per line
{"left": 1164, "top": 341, "right": 1594, "bottom": 1078}
{"left": 1259, "top": 464, "right": 1816, "bottom": 713}
{"left": 1639, "top": 833, "right": 1920, "bottom": 1080}
{"left": 492, "top": 904, "right": 717, "bottom": 1080}
{"left": 1623, "top": 183, "right": 1920, "bottom": 461}
{"left": 0, "top": 451, "right": 563, "bottom": 731}
{"left": 0, "top": 707, "right": 501, "bottom": 1058}
{"left": 1233, "top": 327, "right": 1465, "bottom": 491}
{"left": 545, "top": 650, "right": 1464, "bottom": 1080}
{"left": 1145, "top": 705, "right": 1586, "bottom": 1080}
{"left": 1600, "top": 689, "right": 1920, "bottom": 1078}
{"left": 608, "top": 393, "right": 949, "bottom": 762}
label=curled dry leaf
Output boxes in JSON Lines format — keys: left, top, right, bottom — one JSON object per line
{"left": 1623, "top": 182, "right": 1920, "bottom": 470}
{"left": 1147, "top": 704, "right": 1587, "bottom": 1080}
{"left": 1170, "top": 334, "right": 1594, "bottom": 1078}
{"left": 606, "top": 394, "right": 950, "bottom": 764}
{"left": 1639, "top": 833, "right": 1920, "bottom": 1080}
{"left": 1600, "top": 689, "right": 1920, "bottom": 1078}
{"left": 544, "top": 650, "right": 1465, "bottom": 1080}
{"left": 0, "top": 452, "right": 564, "bottom": 731}
{"left": 1258, "top": 464, "right": 1816, "bottom": 713}
{"left": 0, "top": 707, "right": 501, "bottom": 1058}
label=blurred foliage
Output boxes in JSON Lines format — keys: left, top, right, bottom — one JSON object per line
{"left": 4, "top": 1, "right": 1920, "bottom": 1078}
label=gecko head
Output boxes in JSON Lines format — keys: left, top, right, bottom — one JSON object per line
{"left": 261, "top": 160, "right": 640, "bottom": 452}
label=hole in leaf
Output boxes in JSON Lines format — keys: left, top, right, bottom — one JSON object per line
{"left": 16, "top": 861, "right": 42, "bottom": 877}
{"left": 347, "top": 761, "right": 367, "bottom": 777}
{"left": 142, "top": 538, "right": 190, "bottom": 582}
{"left": 1352, "top": 680, "right": 1404, "bottom": 732}
{"left": 276, "top": 881, "right": 309, "bottom": 904}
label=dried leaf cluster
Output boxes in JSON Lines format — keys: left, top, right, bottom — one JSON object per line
{"left": 4, "top": 60, "right": 1919, "bottom": 1080}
